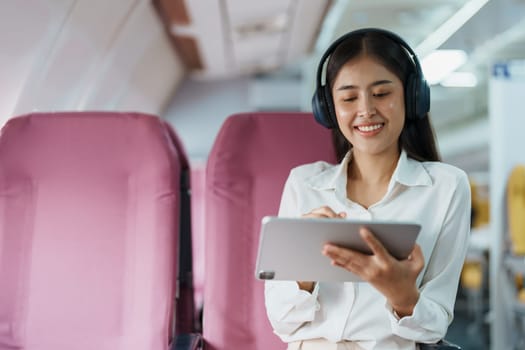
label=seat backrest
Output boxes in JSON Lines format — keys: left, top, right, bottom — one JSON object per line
{"left": 0, "top": 112, "right": 182, "bottom": 350}
{"left": 203, "top": 112, "right": 337, "bottom": 350}
{"left": 507, "top": 164, "right": 525, "bottom": 255}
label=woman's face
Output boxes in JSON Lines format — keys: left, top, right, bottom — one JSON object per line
{"left": 331, "top": 55, "right": 405, "bottom": 158}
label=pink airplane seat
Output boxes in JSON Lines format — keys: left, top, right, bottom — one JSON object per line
{"left": 0, "top": 112, "right": 195, "bottom": 350}
{"left": 202, "top": 112, "right": 337, "bottom": 350}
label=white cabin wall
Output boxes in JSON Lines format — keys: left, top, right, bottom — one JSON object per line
{"left": 164, "top": 62, "right": 308, "bottom": 163}
{"left": 163, "top": 77, "right": 252, "bottom": 163}
{"left": 0, "top": 0, "right": 71, "bottom": 123}
{"left": 0, "top": 0, "right": 184, "bottom": 126}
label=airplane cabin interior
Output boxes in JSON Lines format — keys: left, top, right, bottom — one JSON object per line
{"left": 2, "top": 1, "right": 525, "bottom": 349}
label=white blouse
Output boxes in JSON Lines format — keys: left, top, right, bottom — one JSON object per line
{"left": 265, "top": 150, "right": 471, "bottom": 350}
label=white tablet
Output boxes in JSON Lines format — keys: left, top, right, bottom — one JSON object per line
{"left": 255, "top": 216, "right": 421, "bottom": 282}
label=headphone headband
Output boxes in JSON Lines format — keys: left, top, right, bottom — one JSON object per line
{"left": 312, "top": 27, "right": 430, "bottom": 129}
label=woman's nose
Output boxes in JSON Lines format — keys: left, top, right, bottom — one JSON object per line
{"left": 357, "top": 95, "right": 376, "bottom": 117}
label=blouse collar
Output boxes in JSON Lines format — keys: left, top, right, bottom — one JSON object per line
{"left": 305, "top": 149, "right": 433, "bottom": 192}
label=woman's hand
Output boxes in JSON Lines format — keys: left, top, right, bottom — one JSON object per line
{"left": 297, "top": 206, "right": 347, "bottom": 293}
{"left": 322, "top": 227, "right": 424, "bottom": 317}
{"left": 302, "top": 205, "right": 347, "bottom": 219}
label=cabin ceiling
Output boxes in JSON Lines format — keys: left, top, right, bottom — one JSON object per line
{"left": 153, "top": 0, "right": 525, "bottom": 80}
{"left": 154, "top": 0, "right": 330, "bottom": 79}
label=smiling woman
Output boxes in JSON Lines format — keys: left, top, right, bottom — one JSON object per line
{"left": 264, "top": 28, "right": 471, "bottom": 350}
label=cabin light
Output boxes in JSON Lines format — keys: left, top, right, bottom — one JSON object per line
{"left": 415, "top": 0, "right": 490, "bottom": 57}
{"left": 440, "top": 72, "right": 478, "bottom": 87}
{"left": 421, "top": 50, "right": 468, "bottom": 85}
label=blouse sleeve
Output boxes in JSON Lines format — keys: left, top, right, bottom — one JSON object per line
{"left": 264, "top": 171, "right": 321, "bottom": 337}
{"left": 387, "top": 172, "right": 472, "bottom": 343}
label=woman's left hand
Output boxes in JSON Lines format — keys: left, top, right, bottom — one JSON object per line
{"left": 322, "top": 226, "right": 424, "bottom": 317}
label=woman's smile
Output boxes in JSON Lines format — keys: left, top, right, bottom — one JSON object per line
{"left": 354, "top": 122, "right": 385, "bottom": 135}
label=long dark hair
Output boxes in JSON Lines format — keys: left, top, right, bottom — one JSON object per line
{"left": 325, "top": 31, "right": 441, "bottom": 163}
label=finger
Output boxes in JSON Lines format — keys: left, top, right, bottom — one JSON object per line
{"left": 322, "top": 243, "right": 348, "bottom": 256}
{"left": 322, "top": 244, "right": 348, "bottom": 265}
{"left": 306, "top": 206, "right": 340, "bottom": 218}
{"left": 359, "top": 227, "right": 390, "bottom": 259}
{"left": 330, "top": 252, "right": 364, "bottom": 272}
{"left": 407, "top": 244, "right": 425, "bottom": 272}
{"left": 322, "top": 244, "right": 365, "bottom": 269}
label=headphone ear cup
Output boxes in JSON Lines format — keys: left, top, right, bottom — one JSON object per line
{"left": 416, "top": 79, "right": 431, "bottom": 119}
{"left": 324, "top": 85, "right": 338, "bottom": 128}
{"left": 405, "top": 73, "right": 416, "bottom": 121}
{"left": 406, "top": 73, "right": 431, "bottom": 120}
{"left": 312, "top": 86, "right": 336, "bottom": 128}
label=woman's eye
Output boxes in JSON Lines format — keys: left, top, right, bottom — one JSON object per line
{"left": 343, "top": 97, "right": 357, "bottom": 102}
{"left": 373, "top": 92, "right": 390, "bottom": 98}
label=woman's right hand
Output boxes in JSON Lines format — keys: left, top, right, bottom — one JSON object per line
{"left": 302, "top": 206, "right": 347, "bottom": 220}
{"left": 297, "top": 206, "right": 347, "bottom": 292}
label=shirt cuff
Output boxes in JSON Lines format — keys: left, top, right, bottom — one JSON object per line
{"left": 270, "top": 281, "right": 320, "bottom": 323}
{"left": 384, "top": 297, "right": 446, "bottom": 342}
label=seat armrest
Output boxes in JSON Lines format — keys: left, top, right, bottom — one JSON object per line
{"left": 172, "top": 333, "right": 203, "bottom": 350}
{"left": 418, "top": 339, "right": 461, "bottom": 350}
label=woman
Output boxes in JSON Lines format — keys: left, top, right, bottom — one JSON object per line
{"left": 264, "top": 28, "right": 471, "bottom": 350}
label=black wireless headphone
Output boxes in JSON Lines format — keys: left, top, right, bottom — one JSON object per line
{"left": 311, "top": 28, "right": 430, "bottom": 129}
